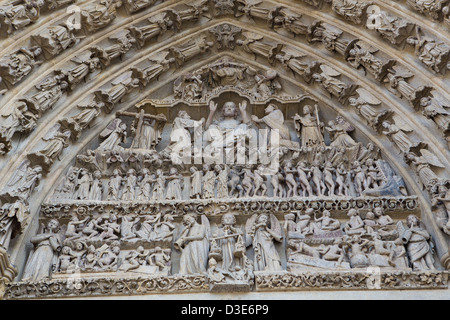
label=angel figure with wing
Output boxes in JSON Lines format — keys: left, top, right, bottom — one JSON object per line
{"left": 175, "top": 214, "right": 211, "bottom": 275}
{"left": 275, "top": 48, "right": 318, "bottom": 83}
{"left": 325, "top": 116, "right": 358, "bottom": 149}
{"left": 128, "top": 12, "right": 175, "bottom": 48}
{"left": 97, "top": 119, "right": 127, "bottom": 151}
{"left": 405, "top": 149, "right": 445, "bottom": 191}
{"left": 348, "top": 88, "right": 391, "bottom": 129}
{"left": 245, "top": 213, "right": 283, "bottom": 272}
{"left": 32, "top": 124, "right": 71, "bottom": 166}
{"left": 63, "top": 49, "right": 108, "bottom": 89}
{"left": 22, "top": 219, "right": 63, "bottom": 282}
{"left": 382, "top": 115, "right": 421, "bottom": 154}
{"left": 313, "top": 64, "right": 355, "bottom": 103}
{"left": 94, "top": 71, "right": 141, "bottom": 111}
{"left": 3, "top": 160, "right": 42, "bottom": 200}
{"left": 131, "top": 51, "right": 175, "bottom": 86}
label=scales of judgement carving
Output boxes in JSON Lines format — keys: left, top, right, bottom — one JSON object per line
{"left": 2, "top": 59, "right": 449, "bottom": 299}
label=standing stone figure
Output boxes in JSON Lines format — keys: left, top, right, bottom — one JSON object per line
{"left": 175, "top": 214, "right": 210, "bottom": 275}
{"left": 293, "top": 105, "right": 325, "bottom": 148}
{"left": 401, "top": 215, "right": 436, "bottom": 271}
{"left": 245, "top": 213, "right": 283, "bottom": 272}
{"left": 22, "top": 219, "right": 62, "bottom": 282}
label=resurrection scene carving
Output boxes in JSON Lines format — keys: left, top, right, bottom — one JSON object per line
{"left": 0, "top": 0, "right": 448, "bottom": 300}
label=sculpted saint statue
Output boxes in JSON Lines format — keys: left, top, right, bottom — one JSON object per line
{"left": 204, "top": 100, "right": 252, "bottom": 163}
{"left": 293, "top": 105, "right": 325, "bottom": 148}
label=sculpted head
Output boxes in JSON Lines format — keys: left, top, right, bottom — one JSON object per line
{"left": 223, "top": 102, "right": 238, "bottom": 118}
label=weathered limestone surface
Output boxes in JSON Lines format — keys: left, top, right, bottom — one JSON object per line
{"left": 0, "top": 0, "right": 448, "bottom": 300}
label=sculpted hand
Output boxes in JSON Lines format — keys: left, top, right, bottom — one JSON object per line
{"left": 239, "top": 100, "right": 248, "bottom": 113}
{"left": 251, "top": 115, "right": 260, "bottom": 122}
{"left": 209, "top": 101, "right": 218, "bottom": 113}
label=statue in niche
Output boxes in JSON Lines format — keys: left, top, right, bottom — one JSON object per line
{"left": 106, "top": 169, "right": 123, "bottom": 201}
{"left": 313, "top": 64, "right": 356, "bottom": 103}
{"left": 30, "top": 125, "right": 71, "bottom": 167}
{"left": 307, "top": 22, "right": 358, "bottom": 56}
{"left": 4, "top": 161, "right": 42, "bottom": 201}
{"left": 62, "top": 50, "right": 108, "bottom": 90}
{"left": 0, "top": 46, "right": 42, "bottom": 88}
{"left": 121, "top": 169, "right": 137, "bottom": 201}
{"left": 273, "top": 7, "right": 309, "bottom": 36}
{"left": 75, "top": 168, "right": 91, "bottom": 200}
{"left": 245, "top": 213, "right": 283, "bottom": 272}
{"left": 400, "top": 215, "right": 436, "bottom": 271}
{"left": 0, "top": 200, "right": 29, "bottom": 250}
{"left": 117, "top": 110, "right": 167, "bottom": 150}
{"left": 0, "top": 101, "right": 38, "bottom": 141}
{"left": 236, "top": 32, "right": 283, "bottom": 64}
{"left": 89, "top": 170, "right": 103, "bottom": 201}
{"left": 132, "top": 52, "right": 175, "bottom": 86}
{"left": 165, "top": 167, "right": 183, "bottom": 201}
{"left": 326, "top": 117, "right": 358, "bottom": 149}
{"left": 347, "top": 43, "right": 396, "bottom": 81}
{"left": 24, "top": 73, "right": 68, "bottom": 113}
{"left": 90, "top": 31, "right": 136, "bottom": 64}
{"left": 31, "top": 23, "right": 79, "bottom": 59}
{"left": 81, "top": 0, "right": 122, "bottom": 32}
{"left": 331, "top": 0, "right": 372, "bottom": 25}
{"left": 204, "top": 100, "right": 252, "bottom": 163}
{"left": 170, "top": 36, "right": 214, "bottom": 67}
{"left": 420, "top": 96, "right": 450, "bottom": 135}
{"left": 366, "top": 8, "right": 414, "bottom": 45}
{"left": 0, "top": 0, "right": 44, "bottom": 36}
{"left": 94, "top": 72, "right": 141, "bottom": 111}
{"left": 136, "top": 168, "right": 153, "bottom": 201}
{"left": 293, "top": 105, "right": 325, "bottom": 148}
{"left": 381, "top": 115, "right": 420, "bottom": 154}
{"left": 163, "top": 110, "right": 204, "bottom": 165}
{"left": 211, "top": 213, "right": 245, "bottom": 273}
{"left": 215, "top": 165, "right": 229, "bottom": 198}
{"left": 275, "top": 49, "right": 319, "bottom": 83}
{"left": 405, "top": 149, "right": 445, "bottom": 191}
{"left": 201, "top": 164, "right": 216, "bottom": 199}
{"left": 348, "top": 88, "right": 391, "bottom": 130}
{"left": 59, "top": 100, "right": 105, "bottom": 139}
{"left": 170, "top": 0, "right": 209, "bottom": 23}
{"left": 150, "top": 169, "right": 166, "bottom": 201}
{"left": 97, "top": 119, "right": 127, "bottom": 151}
{"left": 22, "top": 219, "right": 62, "bottom": 282}
{"left": 175, "top": 214, "right": 210, "bottom": 275}
{"left": 128, "top": 12, "right": 176, "bottom": 48}
{"left": 407, "top": 27, "right": 450, "bottom": 74}
{"left": 190, "top": 167, "right": 202, "bottom": 199}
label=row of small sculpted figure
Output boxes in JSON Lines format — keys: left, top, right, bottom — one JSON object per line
{"left": 21, "top": 211, "right": 436, "bottom": 283}
{"left": 51, "top": 158, "right": 390, "bottom": 202}
{"left": 63, "top": 212, "right": 175, "bottom": 244}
